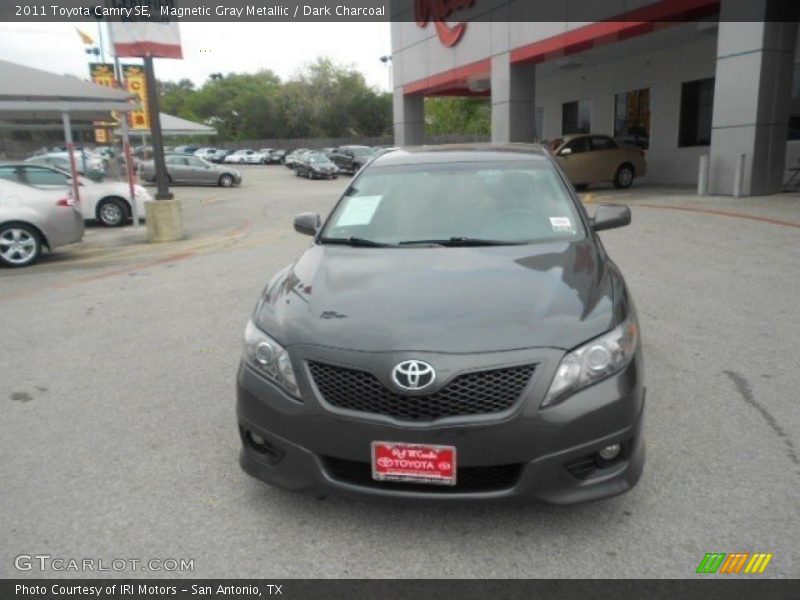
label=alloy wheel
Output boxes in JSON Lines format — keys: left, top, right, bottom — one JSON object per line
{"left": 0, "top": 227, "right": 39, "bottom": 266}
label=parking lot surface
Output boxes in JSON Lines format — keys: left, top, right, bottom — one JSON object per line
{"left": 1, "top": 165, "right": 799, "bottom": 578}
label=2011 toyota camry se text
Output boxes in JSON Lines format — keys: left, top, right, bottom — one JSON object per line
{"left": 236, "top": 144, "right": 645, "bottom": 504}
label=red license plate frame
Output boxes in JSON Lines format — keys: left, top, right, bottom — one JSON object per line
{"left": 371, "top": 441, "right": 456, "bottom": 486}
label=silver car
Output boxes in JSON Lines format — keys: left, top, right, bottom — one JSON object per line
{"left": 138, "top": 154, "right": 242, "bottom": 187}
{"left": 0, "top": 178, "right": 84, "bottom": 267}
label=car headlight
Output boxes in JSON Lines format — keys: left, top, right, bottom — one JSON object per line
{"left": 543, "top": 318, "right": 638, "bottom": 407}
{"left": 243, "top": 320, "right": 299, "bottom": 396}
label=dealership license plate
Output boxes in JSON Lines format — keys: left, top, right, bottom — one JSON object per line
{"left": 371, "top": 442, "right": 456, "bottom": 486}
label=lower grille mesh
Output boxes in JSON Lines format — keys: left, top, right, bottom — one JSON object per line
{"left": 323, "top": 457, "right": 523, "bottom": 493}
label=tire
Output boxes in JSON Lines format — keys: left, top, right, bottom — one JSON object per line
{"left": 0, "top": 223, "right": 42, "bottom": 267}
{"left": 308, "top": 170, "right": 314, "bottom": 179}
{"left": 295, "top": 168, "right": 301, "bottom": 177}
{"left": 96, "top": 198, "right": 128, "bottom": 227}
{"left": 219, "top": 174, "right": 234, "bottom": 188}
{"left": 614, "top": 164, "right": 635, "bottom": 189}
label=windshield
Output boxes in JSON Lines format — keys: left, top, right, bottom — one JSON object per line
{"left": 321, "top": 161, "right": 584, "bottom": 246}
{"left": 309, "top": 155, "right": 328, "bottom": 163}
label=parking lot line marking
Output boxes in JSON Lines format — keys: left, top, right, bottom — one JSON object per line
{"left": 639, "top": 203, "right": 800, "bottom": 229}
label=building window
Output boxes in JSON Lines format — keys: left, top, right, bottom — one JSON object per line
{"left": 679, "top": 78, "right": 715, "bottom": 147}
{"left": 562, "top": 100, "right": 591, "bottom": 135}
{"left": 614, "top": 88, "right": 650, "bottom": 149}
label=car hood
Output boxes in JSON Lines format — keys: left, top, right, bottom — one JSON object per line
{"left": 255, "top": 239, "right": 617, "bottom": 353}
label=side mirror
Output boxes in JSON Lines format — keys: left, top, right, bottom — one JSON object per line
{"left": 592, "top": 204, "right": 631, "bottom": 232}
{"left": 559, "top": 147, "right": 573, "bottom": 157}
{"left": 294, "top": 212, "right": 321, "bottom": 236}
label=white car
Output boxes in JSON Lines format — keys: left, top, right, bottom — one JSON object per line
{"left": 194, "top": 147, "right": 219, "bottom": 161}
{"left": 0, "top": 163, "right": 152, "bottom": 227}
{"left": 223, "top": 149, "right": 267, "bottom": 164}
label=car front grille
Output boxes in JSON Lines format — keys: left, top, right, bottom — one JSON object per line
{"left": 322, "top": 457, "right": 523, "bottom": 493}
{"left": 307, "top": 361, "right": 535, "bottom": 421}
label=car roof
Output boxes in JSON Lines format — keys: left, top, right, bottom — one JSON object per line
{"left": 1, "top": 161, "right": 66, "bottom": 171}
{"left": 370, "top": 143, "right": 551, "bottom": 167}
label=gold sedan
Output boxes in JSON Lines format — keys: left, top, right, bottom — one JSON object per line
{"left": 550, "top": 134, "right": 647, "bottom": 189}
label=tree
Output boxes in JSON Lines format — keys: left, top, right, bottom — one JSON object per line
{"left": 425, "top": 97, "right": 491, "bottom": 135}
{"left": 156, "top": 58, "right": 392, "bottom": 141}
{"left": 158, "top": 79, "right": 197, "bottom": 120}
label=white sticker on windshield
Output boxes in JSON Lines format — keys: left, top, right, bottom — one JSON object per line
{"left": 550, "top": 216, "right": 575, "bottom": 233}
{"left": 334, "top": 195, "right": 382, "bottom": 227}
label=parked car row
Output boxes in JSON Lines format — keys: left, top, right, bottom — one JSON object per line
{"left": 163, "top": 146, "right": 392, "bottom": 173}
{"left": 1, "top": 147, "right": 245, "bottom": 267}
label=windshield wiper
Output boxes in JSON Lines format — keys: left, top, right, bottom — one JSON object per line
{"left": 319, "top": 236, "right": 393, "bottom": 247}
{"left": 398, "top": 237, "right": 525, "bottom": 247}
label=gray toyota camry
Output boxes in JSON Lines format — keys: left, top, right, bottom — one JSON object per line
{"left": 237, "top": 144, "right": 644, "bottom": 504}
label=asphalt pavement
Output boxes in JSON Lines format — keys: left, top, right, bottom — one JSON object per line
{"left": 1, "top": 165, "right": 798, "bottom": 578}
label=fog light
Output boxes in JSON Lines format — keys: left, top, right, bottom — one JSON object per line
{"left": 598, "top": 443, "right": 621, "bottom": 461}
{"left": 250, "top": 432, "right": 266, "bottom": 446}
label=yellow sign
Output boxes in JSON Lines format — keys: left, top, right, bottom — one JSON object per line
{"left": 88, "top": 63, "right": 116, "bottom": 144}
{"left": 122, "top": 65, "right": 150, "bottom": 131}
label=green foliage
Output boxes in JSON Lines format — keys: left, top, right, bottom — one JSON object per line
{"left": 158, "top": 58, "right": 392, "bottom": 141}
{"left": 425, "top": 97, "right": 491, "bottom": 135}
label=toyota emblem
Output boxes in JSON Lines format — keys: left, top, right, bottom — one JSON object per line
{"left": 392, "top": 360, "right": 436, "bottom": 391}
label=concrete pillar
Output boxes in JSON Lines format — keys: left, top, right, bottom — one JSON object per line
{"left": 491, "top": 53, "right": 536, "bottom": 143}
{"left": 145, "top": 200, "right": 183, "bottom": 243}
{"left": 394, "top": 93, "right": 424, "bottom": 146}
{"left": 709, "top": 3, "right": 797, "bottom": 195}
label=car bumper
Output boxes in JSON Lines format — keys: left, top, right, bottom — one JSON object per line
{"left": 48, "top": 207, "right": 85, "bottom": 248}
{"left": 236, "top": 346, "right": 645, "bottom": 504}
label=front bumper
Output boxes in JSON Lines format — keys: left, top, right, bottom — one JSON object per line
{"left": 236, "top": 346, "right": 645, "bottom": 504}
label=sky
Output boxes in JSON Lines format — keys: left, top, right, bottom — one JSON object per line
{"left": 0, "top": 22, "right": 393, "bottom": 91}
